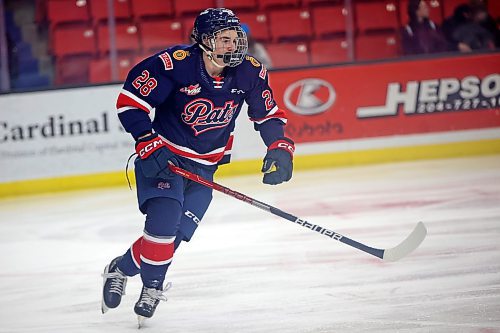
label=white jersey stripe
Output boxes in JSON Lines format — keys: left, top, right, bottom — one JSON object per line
{"left": 130, "top": 244, "right": 141, "bottom": 269}
{"left": 140, "top": 255, "right": 173, "bottom": 266}
{"left": 159, "top": 134, "right": 233, "bottom": 156}
{"left": 143, "top": 232, "right": 175, "bottom": 244}
{"left": 253, "top": 116, "right": 288, "bottom": 125}
{"left": 120, "top": 89, "right": 154, "bottom": 112}
{"left": 117, "top": 106, "right": 136, "bottom": 114}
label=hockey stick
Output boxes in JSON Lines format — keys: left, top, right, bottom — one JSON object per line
{"left": 169, "top": 165, "right": 427, "bottom": 262}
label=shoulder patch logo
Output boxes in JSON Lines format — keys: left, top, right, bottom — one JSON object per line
{"left": 159, "top": 52, "right": 173, "bottom": 70}
{"left": 246, "top": 55, "right": 260, "bottom": 67}
{"left": 173, "top": 50, "right": 188, "bottom": 61}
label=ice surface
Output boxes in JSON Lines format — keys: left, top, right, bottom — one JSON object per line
{"left": 0, "top": 156, "right": 499, "bottom": 333}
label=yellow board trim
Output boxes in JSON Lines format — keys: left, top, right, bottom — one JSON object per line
{"left": 1, "top": 138, "right": 500, "bottom": 198}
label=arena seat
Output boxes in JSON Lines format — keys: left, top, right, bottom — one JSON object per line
{"left": 52, "top": 25, "right": 96, "bottom": 57}
{"left": 312, "top": 5, "right": 347, "bottom": 38}
{"left": 173, "top": 0, "right": 215, "bottom": 16}
{"left": 222, "top": 0, "right": 258, "bottom": 11}
{"left": 355, "top": 1, "right": 399, "bottom": 32}
{"left": 488, "top": 0, "right": 500, "bottom": 18}
{"left": 310, "top": 39, "right": 349, "bottom": 65}
{"left": 301, "top": 0, "right": 335, "bottom": 6}
{"left": 55, "top": 55, "right": 92, "bottom": 85}
{"left": 237, "top": 12, "right": 271, "bottom": 42}
{"left": 266, "top": 42, "right": 309, "bottom": 68}
{"left": 140, "top": 19, "right": 184, "bottom": 52}
{"left": 89, "top": 57, "right": 132, "bottom": 83}
{"left": 97, "top": 23, "right": 140, "bottom": 54}
{"left": 355, "top": 33, "right": 399, "bottom": 61}
{"left": 130, "top": 0, "right": 173, "bottom": 19}
{"left": 89, "top": 0, "right": 132, "bottom": 22}
{"left": 258, "top": 0, "right": 300, "bottom": 9}
{"left": 47, "top": 0, "right": 90, "bottom": 27}
{"left": 269, "top": 9, "right": 312, "bottom": 41}
{"left": 181, "top": 16, "right": 197, "bottom": 43}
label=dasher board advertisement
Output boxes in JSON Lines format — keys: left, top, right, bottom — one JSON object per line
{"left": 270, "top": 53, "right": 500, "bottom": 144}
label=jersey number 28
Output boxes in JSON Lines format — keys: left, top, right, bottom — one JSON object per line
{"left": 132, "top": 70, "right": 157, "bottom": 96}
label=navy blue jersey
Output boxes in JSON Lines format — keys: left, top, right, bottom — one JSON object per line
{"left": 117, "top": 44, "right": 287, "bottom": 166}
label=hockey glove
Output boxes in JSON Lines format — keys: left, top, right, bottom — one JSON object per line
{"left": 261, "top": 137, "right": 295, "bottom": 185}
{"left": 135, "top": 133, "right": 178, "bottom": 180}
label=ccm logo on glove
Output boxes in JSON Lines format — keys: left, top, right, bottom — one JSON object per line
{"left": 136, "top": 137, "right": 167, "bottom": 159}
{"left": 275, "top": 141, "right": 295, "bottom": 155}
{"left": 135, "top": 133, "right": 178, "bottom": 180}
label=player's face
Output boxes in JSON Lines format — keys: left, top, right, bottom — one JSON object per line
{"left": 211, "top": 29, "right": 240, "bottom": 66}
{"left": 214, "top": 29, "right": 238, "bottom": 53}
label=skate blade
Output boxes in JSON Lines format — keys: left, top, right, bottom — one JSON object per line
{"left": 101, "top": 299, "right": 109, "bottom": 314}
{"left": 101, "top": 264, "right": 110, "bottom": 314}
{"left": 137, "top": 315, "right": 147, "bottom": 329}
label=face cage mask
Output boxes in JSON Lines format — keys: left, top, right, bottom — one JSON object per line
{"left": 201, "top": 26, "right": 248, "bottom": 67}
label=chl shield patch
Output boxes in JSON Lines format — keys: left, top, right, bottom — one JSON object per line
{"left": 173, "top": 50, "right": 188, "bottom": 61}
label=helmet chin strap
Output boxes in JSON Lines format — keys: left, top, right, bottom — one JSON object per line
{"left": 198, "top": 43, "right": 226, "bottom": 69}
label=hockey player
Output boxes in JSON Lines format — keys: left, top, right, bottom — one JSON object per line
{"left": 101, "top": 8, "right": 295, "bottom": 325}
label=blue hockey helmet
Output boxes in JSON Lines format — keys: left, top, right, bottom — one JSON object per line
{"left": 192, "top": 8, "right": 248, "bottom": 67}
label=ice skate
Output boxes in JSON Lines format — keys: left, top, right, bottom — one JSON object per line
{"left": 101, "top": 256, "right": 128, "bottom": 313}
{"left": 134, "top": 282, "right": 172, "bottom": 328}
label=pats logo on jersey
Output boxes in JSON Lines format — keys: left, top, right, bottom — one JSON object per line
{"left": 180, "top": 84, "right": 201, "bottom": 96}
{"left": 182, "top": 98, "right": 239, "bottom": 135}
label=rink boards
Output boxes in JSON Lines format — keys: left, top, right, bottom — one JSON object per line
{"left": 0, "top": 52, "right": 499, "bottom": 197}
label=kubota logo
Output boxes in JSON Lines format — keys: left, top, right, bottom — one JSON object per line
{"left": 284, "top": 78, "right": 336, "bottom": 115}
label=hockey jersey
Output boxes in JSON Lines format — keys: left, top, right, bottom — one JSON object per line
{"left": 116, "top": 44, "right": 287, "bottom": 166}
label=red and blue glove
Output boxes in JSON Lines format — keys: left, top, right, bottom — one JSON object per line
{"left": 135, "top": 133, "right": 178, "bottom": 180}
{"left": 261, "top": 137, "right": 294, "bottom": 185}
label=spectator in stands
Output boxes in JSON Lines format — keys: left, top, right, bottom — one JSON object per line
{"left": 241, "top": 23, "right": 273, "bottom": 68}
{"left": 401, "top": 0, "right": 447, "bottom": 55}
{"left": 442, "top": 3, "right": 495, "bottom": 52}
{"left": 469, "top": 0, "right": 500, "bottom": 47}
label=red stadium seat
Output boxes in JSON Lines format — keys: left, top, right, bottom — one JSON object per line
{"left": 52, "top": 25, "right": 96, "bottom": 57}
{"left": 181, "top": 16, "right": 197, "bottom": 43}
{"left": 312, "top": 5, "right": 347, "bottom": 38}
{"left": 55, "top": 55, "right": 92, "bottom": 85}
{"left": 269, "top": 9, "right": 312, "bottom": 41}
{"left": 130, "top": 0, "right": 173, "bottom": 19}
{"left": 266, "top": 42, "right": 309, "bottom": 68}
{"left": 489, "top": 0, "right": 500, "bottom": 18}
{"left": 97, "top": 23, "right": 140, "bottom": 54}
{"left": 442, "top": 0, "right": 468, "bottom": 18}
{"left": 310, "top": 39, "right": 349, "bottom": 65}
{"left": 355, "top": 33, "right": 399, "bottom": 61}
{"left": 140, "top": 19, "right": 184, "bottom": 52}
{"left": 223, "top": 0, "right": 258, "bottom": 11}
{"left": 400, "top": 0, "right": 443, "bottom": 25}
{"left": 355, "top": 1, "right": 399, "bottom": 32}
{"left": 238, "top": 12, "right": 270, "bottom": 42}
{"left": 89, "top": 0, "right": 132, "bottom": 22}
{"left": 173, "top": 0, "right": 214, "bottom": 16}
{"left": 47, "top": 0, "right": 90, "bottom": 26}
{"left": 258, "top": 0, "right": 300, "bottom": 9}
{"left": 301, "top": 0, "right": 335, "bottom": 6}
{"left": 89, "top": 56, "right": 132, "bottom": 83}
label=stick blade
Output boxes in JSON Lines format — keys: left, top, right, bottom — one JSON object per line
{"left": 382, "top": 222, "right": 427, "bottom": 262}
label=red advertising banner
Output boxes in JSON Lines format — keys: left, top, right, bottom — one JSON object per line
{"left": 269, "top": 54, "right": 500, "bottom": 144}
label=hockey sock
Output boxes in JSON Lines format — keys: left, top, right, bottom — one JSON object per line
{"left": 117, "top": 237, "right": 142, "bottom": 277}
{"left": 140, "top": 198, "right": 182, "bottom": 288}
